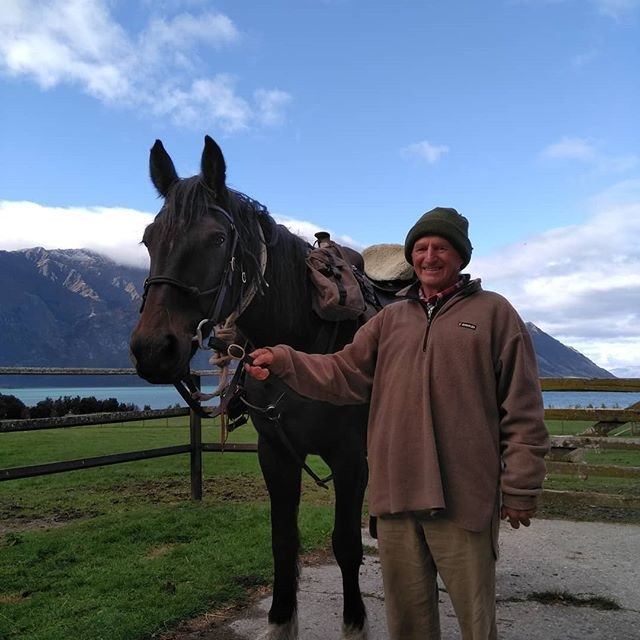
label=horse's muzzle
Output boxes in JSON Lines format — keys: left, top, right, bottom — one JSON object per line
{"left": 129, "top": 330, "right": 192, "bottom": 384}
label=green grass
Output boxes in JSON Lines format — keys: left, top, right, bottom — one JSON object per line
{"left": 0, "top": 418, "right": 337, "bottom": 640}
{"left": 0, "top": 502, "right": 334, "bottom": 640}
{"left": 544, "top": 419, "right": 596, "bottom": 436}
{"left": 1, "top": 415, "right": 638, "bottom": 638}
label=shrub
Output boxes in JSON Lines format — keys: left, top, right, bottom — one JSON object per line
{"left": 0, "top": 393, "right": 28, "bottom": 419}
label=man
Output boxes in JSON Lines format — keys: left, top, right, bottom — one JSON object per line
{"left": 245, "top": 207, "right": 549, "bottom": 640}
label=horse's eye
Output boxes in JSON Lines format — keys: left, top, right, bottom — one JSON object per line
{"left": 211, "top": 233, "right": 226, "bottom": 247}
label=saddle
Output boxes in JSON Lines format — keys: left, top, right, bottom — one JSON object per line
{"left": 361, "top": 243, "right": 416, "bottom": 305}
{"left": 307, "top": 233, "right": 381, "bottom": 323}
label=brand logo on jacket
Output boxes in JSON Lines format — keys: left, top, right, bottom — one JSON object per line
{"left": 459, "top": 322, "right": 477, "bottom": 330}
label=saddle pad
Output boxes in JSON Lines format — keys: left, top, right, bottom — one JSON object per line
{"left": 362, "top": 243, "right": 415, "bottom": 282}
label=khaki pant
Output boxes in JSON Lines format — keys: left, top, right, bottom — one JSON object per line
{"left": 377, "top": 513, "right": 497, "bottom": 640}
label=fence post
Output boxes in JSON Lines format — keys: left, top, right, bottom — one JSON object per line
{"left": 189, "top": 374, "right": 203, "bottom": 501}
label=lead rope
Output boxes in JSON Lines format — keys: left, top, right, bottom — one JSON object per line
{"left": 191, "top": 220, "right": 269, "bottom": 446}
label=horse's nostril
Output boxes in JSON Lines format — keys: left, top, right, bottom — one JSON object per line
{"left": 129, "top": 329, "right": 189, "bottom": 384}
{"left": 130, "top": 331, "right": 181, "bottom": 367}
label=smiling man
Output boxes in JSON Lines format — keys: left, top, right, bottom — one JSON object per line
{"left": 246, "top": 207, "right": 550, "bottom": 640}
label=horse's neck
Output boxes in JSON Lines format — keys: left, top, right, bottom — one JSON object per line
{"left": 236, "top": 240, "right": 320, "bottom": 350}
{"left": 237, "top": 288, "right": 319, "bottom": 350}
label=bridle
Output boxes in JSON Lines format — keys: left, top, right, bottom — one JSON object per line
{"left": 139, "top": 194, "right": 253, "bottom": 416}
{"left": 140, "top": 202, "right": 241, "bottom": 326}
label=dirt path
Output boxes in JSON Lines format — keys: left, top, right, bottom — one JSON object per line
{"left": 159, "top": 518, "right": 640, "bottom": 640}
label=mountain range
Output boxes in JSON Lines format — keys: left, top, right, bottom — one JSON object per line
{"left": 0, "top": 247, "right": 614, "bottom": 385}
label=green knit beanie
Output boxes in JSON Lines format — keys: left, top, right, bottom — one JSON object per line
{"left": 404, "top": 207, "right": 473, "bottom": 268}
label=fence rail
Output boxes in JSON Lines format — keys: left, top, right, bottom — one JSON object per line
{"left": 0, "top": 407, "right": 189, "bottom": 433}
{"left": 1, "top": 370, "right": 639, "bottom": 509}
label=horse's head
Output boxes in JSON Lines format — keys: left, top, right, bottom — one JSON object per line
{"left": 130, "top": 136, "right": 252, "bottom": 384}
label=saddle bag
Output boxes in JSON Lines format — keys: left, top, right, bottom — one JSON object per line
{"left": 306, "top": 234, "right": 367, "bottom": 322}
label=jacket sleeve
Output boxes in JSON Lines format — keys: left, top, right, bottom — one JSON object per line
{"left": 496, "top": 322, "right": 550, "bottom": 511}
{"left": 267, "top": 313, "right": 382, "bottom": 406}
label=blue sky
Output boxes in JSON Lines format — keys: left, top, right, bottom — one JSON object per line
{"left": 1, "top": 0, "right": 639, "bottom": 374}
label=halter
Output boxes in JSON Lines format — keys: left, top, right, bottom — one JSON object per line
{"left": 139, "top": 202, "right": 241, "bottom": 328}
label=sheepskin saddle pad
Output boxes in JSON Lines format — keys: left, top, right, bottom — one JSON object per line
{"left": 362, "top": 243, "right": 415, "bottom": 283}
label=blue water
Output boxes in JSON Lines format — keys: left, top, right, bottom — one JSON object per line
{"left": 2, "top": 387, "right": 640, "bottom": 411}
{"left": 1, "top": 386, "right": 186, "bottom": 410}
{"left": 542, "top": 391, "right": 640, "bottom": 409}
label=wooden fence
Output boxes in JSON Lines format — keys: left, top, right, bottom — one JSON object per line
{"left": 0, "top": 367, "right": 256, "bottom": 500}
{"left": 1, "top": 368, "right": 640, "bottom": 507}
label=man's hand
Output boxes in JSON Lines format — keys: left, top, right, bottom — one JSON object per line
{"left": 244, "top": 348, "right": 273, "bottom": 380}
{"left": 501, "top": 505, "right": 536, "bottom": 529}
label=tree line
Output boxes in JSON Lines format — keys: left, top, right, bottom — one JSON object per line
{"left": 0, "top": 393, "right": 141, "bottom": 419}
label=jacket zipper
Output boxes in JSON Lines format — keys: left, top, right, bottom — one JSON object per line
{"left": 421, "top": 304, "right": 430, "bottom": 352}
{"left": 420, "top": 288, "right": 469, "bottom": 352}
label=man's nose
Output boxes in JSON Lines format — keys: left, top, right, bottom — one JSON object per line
{"left": 423, "top": 247, "right": 438, "bottom": 261}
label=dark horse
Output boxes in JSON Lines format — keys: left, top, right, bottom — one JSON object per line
{"left": 130, "top": 136, "right": 370, "bottom": 639}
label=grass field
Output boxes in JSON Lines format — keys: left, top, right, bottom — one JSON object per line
{"left": 0, "top": 415, "right": 638, "bottom": 639}
{"left": 0, "top": 418, "right": 335, "bottom": 640}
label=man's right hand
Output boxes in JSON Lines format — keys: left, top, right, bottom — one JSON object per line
{"left": 244, "top": 348, "right": 273, "bottom": 380}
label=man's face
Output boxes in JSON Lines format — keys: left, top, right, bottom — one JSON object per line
{"left": 411, "top": 235, "right": 463, "bottom": 296}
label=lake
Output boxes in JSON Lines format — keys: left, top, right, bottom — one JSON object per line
{"left": 2, "top": 386, "right": 640, "bottom": 411}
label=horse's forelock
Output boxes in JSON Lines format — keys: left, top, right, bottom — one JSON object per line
{"left": 156, "top": 176, "right": 207, "bottom": 240}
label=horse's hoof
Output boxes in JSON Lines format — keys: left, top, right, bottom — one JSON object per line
{"left": 341, "top": 618, "right": 368, "bottom": 640}
{"left": 258, "top": 615, "right": 299, "bottom": 640}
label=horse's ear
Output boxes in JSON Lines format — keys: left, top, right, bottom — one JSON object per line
{"left": 149, "top": 140, "right": 179, "bottom": 197}
{"left": 201, "top": 135, "right": 227, "bottom": 195}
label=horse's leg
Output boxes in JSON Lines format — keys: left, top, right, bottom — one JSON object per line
{"left": 327, "top": 439, "right": 369, "bottom": 639}
{"left": 258, "top": 433, "right": 303, "bottom": 640}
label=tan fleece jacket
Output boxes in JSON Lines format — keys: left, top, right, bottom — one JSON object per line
{"left": 269, "top": 280, "right": 549, "bottom": 532}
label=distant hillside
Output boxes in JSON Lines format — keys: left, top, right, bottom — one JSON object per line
{"left": 0, "top": 247, "right": 614, "bottom": 384}
{"left": 526, "top": 322, "right": 614, "bottom": 378}
{"left": 0, "top": 248, "right": 146, "bottom": 385}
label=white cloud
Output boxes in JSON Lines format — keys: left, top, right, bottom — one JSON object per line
{"left": 471, "top": 200, "right": 640, "bottom": 372}
{"left": 540, "top": 136, "right": 597, "bottom": 161}
{"left": 1, "top": 0, "right": 133, "bottom": 102}
{"left": 0, "top": 200, "right": 153, "bottom": 268}
{"left": 0, "top": 201, "right": 361, "bottom": 271}
{"left": 152, "top": 75, "right": 253, "bottom": 132}
{"left": 589, "top": 177, "right": 640, "bottom": 210}
{"left": 0, "top": 0, "right": 291, "bottom": 132}
{"left": 401, "top": 140, "right": 450, "bottom": 165}
{"left": 540, "top": 136, "right": 638, "bottom": 173}
{"left": 254, "top": 89, "right": 293, "bottom": 126}
{"left": 141, "top": 12, "right": 239, "bottom": 54}
{"left": 273, "top": 215, "right": 362, "bottom": 249}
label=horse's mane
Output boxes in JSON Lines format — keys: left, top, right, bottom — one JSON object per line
{"left": 226, "top": 188, "right": 312, "bottom": 321}
{"left": 157, "top": 176, "right": 311, "bottom": 335}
